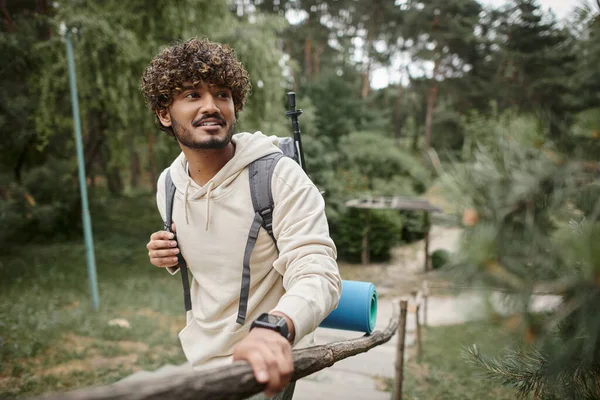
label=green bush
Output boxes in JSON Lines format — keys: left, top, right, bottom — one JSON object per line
{"left": 431, "top": 248, "right": 451, "bottom": 270}
{"left": 400, "top": 211, "right": 427, "bottom": 243}
{"left": 0, "top": 159, "right": 82, "bottom": 249}
{"left": 574, "top": 183, "right": 600, "bottom": 217}
{"left": 331, "top": 207, "right": 405, "bottom": 263}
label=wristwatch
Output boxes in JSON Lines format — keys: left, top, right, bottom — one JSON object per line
{"left": 250, "top": 313, "right": 290, "bottom": 341}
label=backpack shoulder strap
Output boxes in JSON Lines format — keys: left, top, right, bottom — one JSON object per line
{"left": 165, "top": 169, "right": 192, "bottom": 312}
{"left": 250, "top": 152, "right": 286, "bottom": 242}
{"left": 277, "top": 137, "right": 299, "bottom": 165}
{"left": 236, "top": 152, "right": 285, "bottom": 325}
{"left": 164, "top": 169, "right": 176, "bottom": 231}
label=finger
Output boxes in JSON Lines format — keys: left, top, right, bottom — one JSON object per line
{"left": 171, "top": 223, "right": 177, "bottom": 233}
{"left": 268, "top": 344, "right": 292, "bottom": 394}
{"left": 148, "top": 248, "right": 180, "bottom": 259}
{"left": 147, "top": 239, "right": 178, "bottom": 250}
{"left": 245, "top": 350, "right": 270, "bottom": 386}
{"left": 276, "top": 340, "right": 294, "bottom": 381}
{"left": 261, "top": 345, "right": 282, "bottom": 398}
{"left": 150, "top": 256, "right": 179, "bottom": 268}
{"left": 150, "top": 230, "right": 174, "bottom": 241}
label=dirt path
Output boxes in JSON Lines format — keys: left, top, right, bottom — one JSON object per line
{"left": 337, "top": 225, "right": 462, "bottom": 297}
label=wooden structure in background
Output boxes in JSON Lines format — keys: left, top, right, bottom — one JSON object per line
{"left": 345, "top": 197, "right": 442, "bottom": 268}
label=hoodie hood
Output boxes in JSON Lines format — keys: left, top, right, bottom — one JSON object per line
{"left": 169, "top": 131, "right": 281, "bottom": 199}
{"left": 168, "top": 131, "right": 282, "bottom": 228}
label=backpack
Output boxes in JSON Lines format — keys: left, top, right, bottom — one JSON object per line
{"left": 163, "top": 136, "right": 301, "bottom": 325}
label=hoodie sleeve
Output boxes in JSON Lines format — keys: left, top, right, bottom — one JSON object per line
{"left": 156, "top": 168, "right": 180, "bottom": 276}
{"left": 269, "top": 157, "right": 342, "bottom": 344}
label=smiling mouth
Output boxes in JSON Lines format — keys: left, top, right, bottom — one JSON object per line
{"left": 193, "top": 115, "right": 226, "bottom": 129}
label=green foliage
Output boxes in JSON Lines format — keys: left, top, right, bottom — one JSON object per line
{"left": 1, "top": 0, "right": 290, "bottom": 245}
{"left": 312, "top": 130, "right": 430, "bottom": 262}
{"left": 332, "top": 208, "right": 405, "bottom": 263}
{"left": 0, "top": 158, "right": 81, "bottom": 250}
{"left": 212, "top": 14, "right": 289, "bottom": 137}
{"left": 338, "top": 131, "right": 429, "bottom": 193}
{"left": 466, "top": 284, "right": 600, "bottom": 400}
{"left": 0, "top": 195, "right": 186, "bottom": 398}
{"left": 573, "top": 183, "right": 600, "bottom": 216}
{"left": 394, "top": 320, "right": 519, "bottom": 399}
{"left": 441, "top": 103, "right": 600, "bottom": 397}
{"left": 301, "top": 66, "right": 367, "bottom": 141}
{"left": 431, "top": 248, "right": 451, "bottom": 270}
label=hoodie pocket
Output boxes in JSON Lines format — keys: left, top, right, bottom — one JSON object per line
{"left": 178, "top": 313, "right": 250, "bottom": 367}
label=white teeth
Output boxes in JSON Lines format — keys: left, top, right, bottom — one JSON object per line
{"left": 201, "top": 122, "right": 219, "bottom": 126}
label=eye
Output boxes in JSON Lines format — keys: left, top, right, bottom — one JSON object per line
{"left": 217, "top": 91, "right": 231, "bottom": 99}
{"left": 185, "top": 92, "right": 200, "bottom": 99}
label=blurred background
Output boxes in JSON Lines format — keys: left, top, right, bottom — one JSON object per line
{"left": 1, "top": 0, "right": 600, "bottom": 399}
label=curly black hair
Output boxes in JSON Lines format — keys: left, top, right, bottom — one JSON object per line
{"left": 140, "top": 37, "right": 251, "bottom": 136}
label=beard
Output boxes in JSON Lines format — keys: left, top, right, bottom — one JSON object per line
{"left": 171, "top": 115, "right": 235, "bottom": 150}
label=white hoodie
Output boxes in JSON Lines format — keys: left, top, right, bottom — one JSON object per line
{"left": 156, "top": 131, "right": 341, "bottom": 369}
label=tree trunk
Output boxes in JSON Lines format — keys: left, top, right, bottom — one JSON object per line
{"left": 147, "top": 130, "right": 157, "bottom": 193}
{"left": 424, "top": 60, "right": 440, "bottom": 151}
{"left": 14, "top": 134, "right": 36, "bottom": 184}
{"left": 313, "top": 44, "right": 324, "bottom": 77}
{"left": 88, "top": 108, "right": 122, "bottom": 196}
{"left": 0, "top": 0, "right": 14, "bottom": 33}
{"left": 394, "top": 82, "right": 404, "bottom": 138}
{"left": 411, "top": 122, "right": 420, "bottom": 152}
{"left": 361, "top": 3, "right": 383, "bottom": 99}
{"left": 361, "top": 209, "right": 371, "bottom": 265}
{"left": 128, "top": 135, "right": 140, "bottom": 189}
{"left": 304, "top": 36, "right": 312, "bottom": 81}
{"left": 361, "top": 28, "right": 375, "bottom": 99}
{"left": 83, "top": 109, "right": 106, "bottom": 179}
{"left": 361, "top": 60, "right": 372, "bottom": 99}
{"left": 99, "top": 141, "right": 123, "bottom": 196}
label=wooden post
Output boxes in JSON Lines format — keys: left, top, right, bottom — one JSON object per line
{"left": 362, "top": 208, "right": 370, "bottom": 265}
{"left": 422, "top": 282, "right": 428, "bottom": 325}
{"left": 423, "top": 211, "right": 430, "bottom": 272}
{"left": 394, "top": 300, "right": 409, "bottom": 400}
{"left": 416, "top": 304, "right": 422, "bottom": 363}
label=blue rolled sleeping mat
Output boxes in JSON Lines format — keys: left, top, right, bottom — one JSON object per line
{"left": 319, "top": 280, "right": 378, "bottom": 334}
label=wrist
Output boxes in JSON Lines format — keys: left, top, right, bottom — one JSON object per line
{"left": 250, "top": 312, "right": 295, "bottom": 343}
{"left": 271, "top": 311, "right": 295, "bottom": 343}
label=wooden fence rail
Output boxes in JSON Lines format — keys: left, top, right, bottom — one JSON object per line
{"left": 32, "top": 303, "right": 400, "bottom": 400}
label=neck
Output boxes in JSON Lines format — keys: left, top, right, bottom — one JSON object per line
{"left": 180, "top": 142, "right": 235, "bottom": 186}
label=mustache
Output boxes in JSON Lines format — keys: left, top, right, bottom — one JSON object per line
{"left": 192, "top": 114, "right": 226, "bottom": 127}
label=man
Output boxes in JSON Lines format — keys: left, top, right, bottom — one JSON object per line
{"left": 141, "top": 38, "right": 341, "bottom": 399}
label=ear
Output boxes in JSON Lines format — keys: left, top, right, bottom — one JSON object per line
{"left": 156, "top": 109, "right": 172, "bottom": 127}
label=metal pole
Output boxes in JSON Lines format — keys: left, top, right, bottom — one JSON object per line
{"left": 286, "top": 92, "right": 307, "bottom": 172}
{"left": 65, "top": 28, "right": 100, "bottom": 311}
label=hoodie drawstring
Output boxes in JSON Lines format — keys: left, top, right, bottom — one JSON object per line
{"left": 205, "top": 181, "right": 215, "bottom": 231}
{"left": 183, "top": 180, "right": 191, "bottom": 225}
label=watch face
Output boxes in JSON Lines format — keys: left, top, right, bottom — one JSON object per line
{"left": 259, "top": 313, "right": 282, "bottom": 325}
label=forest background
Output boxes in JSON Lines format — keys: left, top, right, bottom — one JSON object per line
{"left": 1, "top": 0, "right": 600, "bottom": 398}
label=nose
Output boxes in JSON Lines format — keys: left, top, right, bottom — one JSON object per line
{"left": 200, "top": 93, "right": 219, "bottom": 115}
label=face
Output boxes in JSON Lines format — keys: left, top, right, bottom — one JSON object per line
{"left": 157, "top": 81, "right": 236, "bottom": 150}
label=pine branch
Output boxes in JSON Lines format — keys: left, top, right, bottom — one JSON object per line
{"left": 464, "top": 344, "right": 547, "bottom": 398}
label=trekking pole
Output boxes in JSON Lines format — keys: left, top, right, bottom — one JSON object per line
{"left": 286, "top": 92, "right": 307, "bottom": 173}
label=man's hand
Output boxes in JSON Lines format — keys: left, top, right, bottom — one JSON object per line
{"left": 146, "top": 223, "right": 179, "bottom": 268}
{"left": 232, "top": 327, "right": 294, "bottom": 398}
